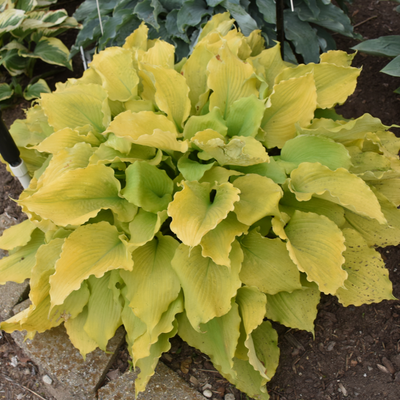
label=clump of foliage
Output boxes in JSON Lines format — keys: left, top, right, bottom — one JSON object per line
{"left": 0, "top": 0, "right": 80, "bottom": 106}
{"left": 71, "top": 0, "right": 357, "bottom": 64}
{"left": 352, "top": 35, "right": 400, "bottom": 94}
{"left": 1, "top": 14, "right": 400, "bottom": 399}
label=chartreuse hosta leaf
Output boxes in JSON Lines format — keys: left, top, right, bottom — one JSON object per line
{"left": 122, "top": 161, "right": 173, "bottom": 213}
{"left": 120, "top": 234, "right": 180, "bottom": 334}
{"left": 280, "top": 210, "right": 347, "bottom": 295}
{"left": 49, "top": 221, "right": 133, "bottom": 308}
{"left": 335, "top": 229, "right": 396, "bottom": 306}
{"left": 261, "top": 73, "right": 317, "bottom": 149}
{"left": 183, "top": 107, "right": 227, "bottom": 140}
{"left": 41, "top": 84, "right": 111, "bottom": 133}
{"left": 239, "top": 229, "right": 302, "bottom": 294}
{"left": 288, "top": 162, "right": 386, "bottom": 224}
{"left": 90, "top": 47, "right": 139, "bottom": 102}
{"left": 172, "top": 241, "right": 242, "bottom": 331}
{"left": 168, "top": 180, "right": 240, "bottom": 247}
{"left": 19, "top": 164, "right": 136, "bottom": 226}
{"left": 0, "top": 219, "right": 37, "bottom": 250}
{"left": 266, "top": 277, "right": 320, "bottom": 334}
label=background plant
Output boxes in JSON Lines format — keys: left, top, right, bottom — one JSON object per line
{"left": 0, "top": 0, "right": 80, "bottom": 107}
{"left": 71, "top": 0, "right": 357, "bottom": 64}
{"left": 1, "top": 14, "right": 400, "bottom": 400}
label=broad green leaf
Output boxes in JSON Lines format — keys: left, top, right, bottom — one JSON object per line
{"left": 177, "top": 302, "right": 241, "bottom": 378}
{"left": 288, "top": 162, "right": 386, "bottom": 224}
{"left": 122, "top": 161, "right": 174, "bottom": 213}
{"left": 84, "top": 273, "right": 122, "bottom": 350}
{"left": 275, "top": 62, "right": 360, "bottom": 109}
{"left": 336, "top": 229, "right": 395, "bottom": 306}
{"left": 0, "top": 47, "right": 29, "bottom": 76}
{"left": 381, "top": 55, "right": 400, "bottom": 77}
{"left": 35, "top": 127, "right": 100, "bottom": 154}
{"left": 261, "top": 73, "right": 317, "bottom": 149}
{"left": 239, "top": 230, "right": 301, "bottom": 294}
{"left": 0, "top": 219, "right": 36, "bottom": 250}
{"left": 41, "top": 84, "right": 111, "bottom": 133}
{"left": 266, "top": 278, "right": 320, "bottom": 334}
{"left": 284, "top": 210, "right": 347, "bottom": 295}
{"left": 351, "top": 36, "right": 400, "bottom": 57}
{"left": 120, "top": 234, "right": 180, "bottom": 333}
{"left": 23, "top": 79, "right": 51, "bottom": 100}
{"left": 177, "top": 154, "right": 215, "bottom": 181}
{"left": 0, "top": 83, "right": 13, "bottom": 101}
{"left": 128, "top": 209, "right": 168, "bottom": 246}
{"left": 199, "top": 166, "right": 243, "bottom": 185}
{"left": 49, "top": 221, "right": 133, "bottom": 307}
{"left": 225, "top": 95, "right": 265, "bottom": 138}
{"left": 280, "top": 135, "right": 351, "bottom": 172}
{"left": 200, "top": 213, "right": 248, "bottom": 267}
{"left": 233, "top": 174, "right": 282, "bottom": 225}
{"left": 19, "top": 164, "right": 136, "bottom": 226}
{"left": 90, "top": 47, "right": 139, "bottom": 101}
{"left": 168, "top": 180, "right": 240, "bottom": 247}
{"left": 0, "top": 229, "right": 45, "bottom": 284}
{"left": 140, "top": 64, "right": 191, "bottom": 129}
{"left": 193, "top": 130, "right": 269, "bottom": 166}
{"left": 172, "top": 242, "right": 243, "bottom": 330}
{"left": 64, "top": 306, "right": 98, "bottom": 359}
{"left": 19, "top": 37, "right": 72, "bottom": 70}
{"left": 207, "top": 44, "right": 258, "bottom": 118}
{"left": 183, "top": 107, "right": 227, "bottom": 140}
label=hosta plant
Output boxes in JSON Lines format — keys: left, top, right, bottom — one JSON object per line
{"left": 0, "top": 0, "right": 80, "bottom": 106}
{"left": 1, "top": 13, "right": 400, "bottom": 400}
{"left": 71, "top": 0, "right": 357, "bottom": 64}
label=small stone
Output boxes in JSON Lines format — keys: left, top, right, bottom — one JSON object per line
{"left": 42, "top": 375, "right": 53, "bottom": 385}
{"left": 382, "top": 357, "right": 395, "bottom": 374}
{"left": 10, "top": 356, "right": 18, "bottom": 367}
{"left": 190, "top": 376, "right": 198, "bottom": 385}
{"left": 202, "top": 383, "right": 212, "bottom": 390}
{"left": 377, "top": 364, "right": 390, "bottom": 374}
{"left": 225, "top": 394, "right": 235, "bottom": 400}
{"left": 326, "top": 342, "right": 336, "bottom": 352}
{"left": 16, "top": 394, "right": 23, "bottom": 400}
{"left": 203, "top": 389, "right": 213, "bottom": 398}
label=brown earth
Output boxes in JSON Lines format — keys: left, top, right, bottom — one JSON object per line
{"left": 1, "top": 0, "right": 400, "bottom": 399}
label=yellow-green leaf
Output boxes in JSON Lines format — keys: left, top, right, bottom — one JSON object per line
{"left": 0, "top": 219, "right": 36, "bottom": 251}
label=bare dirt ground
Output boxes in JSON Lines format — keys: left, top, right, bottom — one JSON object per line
{"left": 1, "top": 1, "right": 400, "bottom": 399}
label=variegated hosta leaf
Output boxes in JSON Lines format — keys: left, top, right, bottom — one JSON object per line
{"left": 275, "top": 61, "right": 360, "bottom": 109}
{"left": 336, "top": 229, "right": 395, "bottom": 306}
{"left": 288, "top": 162, "right": 386, "bottom": 224}
{"left": 266, "top": 278, "right": 320, "bottom": 334}
{"left": 0, "top": 229, "right": 45, "bottom": 284}
{"left": 23, "top": 78, "right": 51, "bottom": 101}
{"left": 280, "top": 135, "right": 351, "bottom": 173}
{"left": 41, "top": 84, "right": 111, "bottom": 133}
{"left": 0, "top": 82, "right": 14, "bottom": 101}
{"left": 0, "top": 219, "right": 37, "bottom": 250}
{"left": 239, "top": 230, "right": 302, "bottom": 294}
{"left": 35, "top": 127, "right": 100, "bottom": 154}
{"left": 90, "top": 47, "right": 139, "bottom": 102}
{"left": 261, "top": 73, "right": 317, "bottom": 149}
{"left": 168, "top": 180, "right": 240, "bottom": 247}
{"left": 0, "top": 9, "right": 25, "bottom": 33}
{"left": 84, "top": 273, "right": 123, "bottom": 351}
{"left": 192, "top": 130, "right": 269, "bottom": 166}
{"left": 200, "top": 213, "right": 248, "bottom": 267}
{"left": 172, "top": 241, "right": 243, "bottom": 331}
{"left": 207, "top": 43, "right": 258, "bottom": 118}
{"left": 177, "top": 302, "right": 241, "bottom": 379}
{"left": 284, "top": 210, "right": 347, "bottom": 295}
{"left": 232, "top": 174, "right": 282, "bottom": 225}
{"left": 140, "top": 64, "right": 191, "bottom": 130}
{"left": 121, "top": 161, "right": 174, "bottom": 213}
{"left": 19, "top": 164, "right": 136, "bottom": 226}
{"left": 120, "top": 234, "right": 180, "bottom": 333}
{"left": 49, "top": 221, "right": 133, "bottom": 307}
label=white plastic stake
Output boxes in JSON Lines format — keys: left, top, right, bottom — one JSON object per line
{"left": 96, "top": 0, "right": 104, "bottom": 35}
{"left": 290, "top": 0, "right": 294, "bottom": 11}
{"left": 10, "top": 160, "right": 31, "bottom": 189}
{"left": 80, "top": 46, "right": 88, "bottom": 70}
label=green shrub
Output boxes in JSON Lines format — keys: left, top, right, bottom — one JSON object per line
{"left": 71, "top": 0, "right": 357, "bottom": 64}
{"left": 0, "top": 0, "right": 80, "bottom": 106}
{"left": 1, "top": 14, "right": 399, "bottom": 399}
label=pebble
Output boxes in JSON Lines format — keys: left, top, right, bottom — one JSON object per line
{"left": 42, "top": 375, "right": 53, "bottom": 385}
{"left": 202, "top": 383, "right": 212, "bottom": 390}
{"left": 203, "top": 389, "right": 213, "bottom": 398}
{"left": 225, "top": 394, "right": 235, "bottom": 400}
{"left": 10, "top": 356, "right": 18, "bottom": 367}
{"left": 326, "top": 341, "right": 336, "bottom": 352}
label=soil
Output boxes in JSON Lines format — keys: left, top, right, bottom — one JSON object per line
{"left": 1, "top": 1, "right": 400, "bottom": 399}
